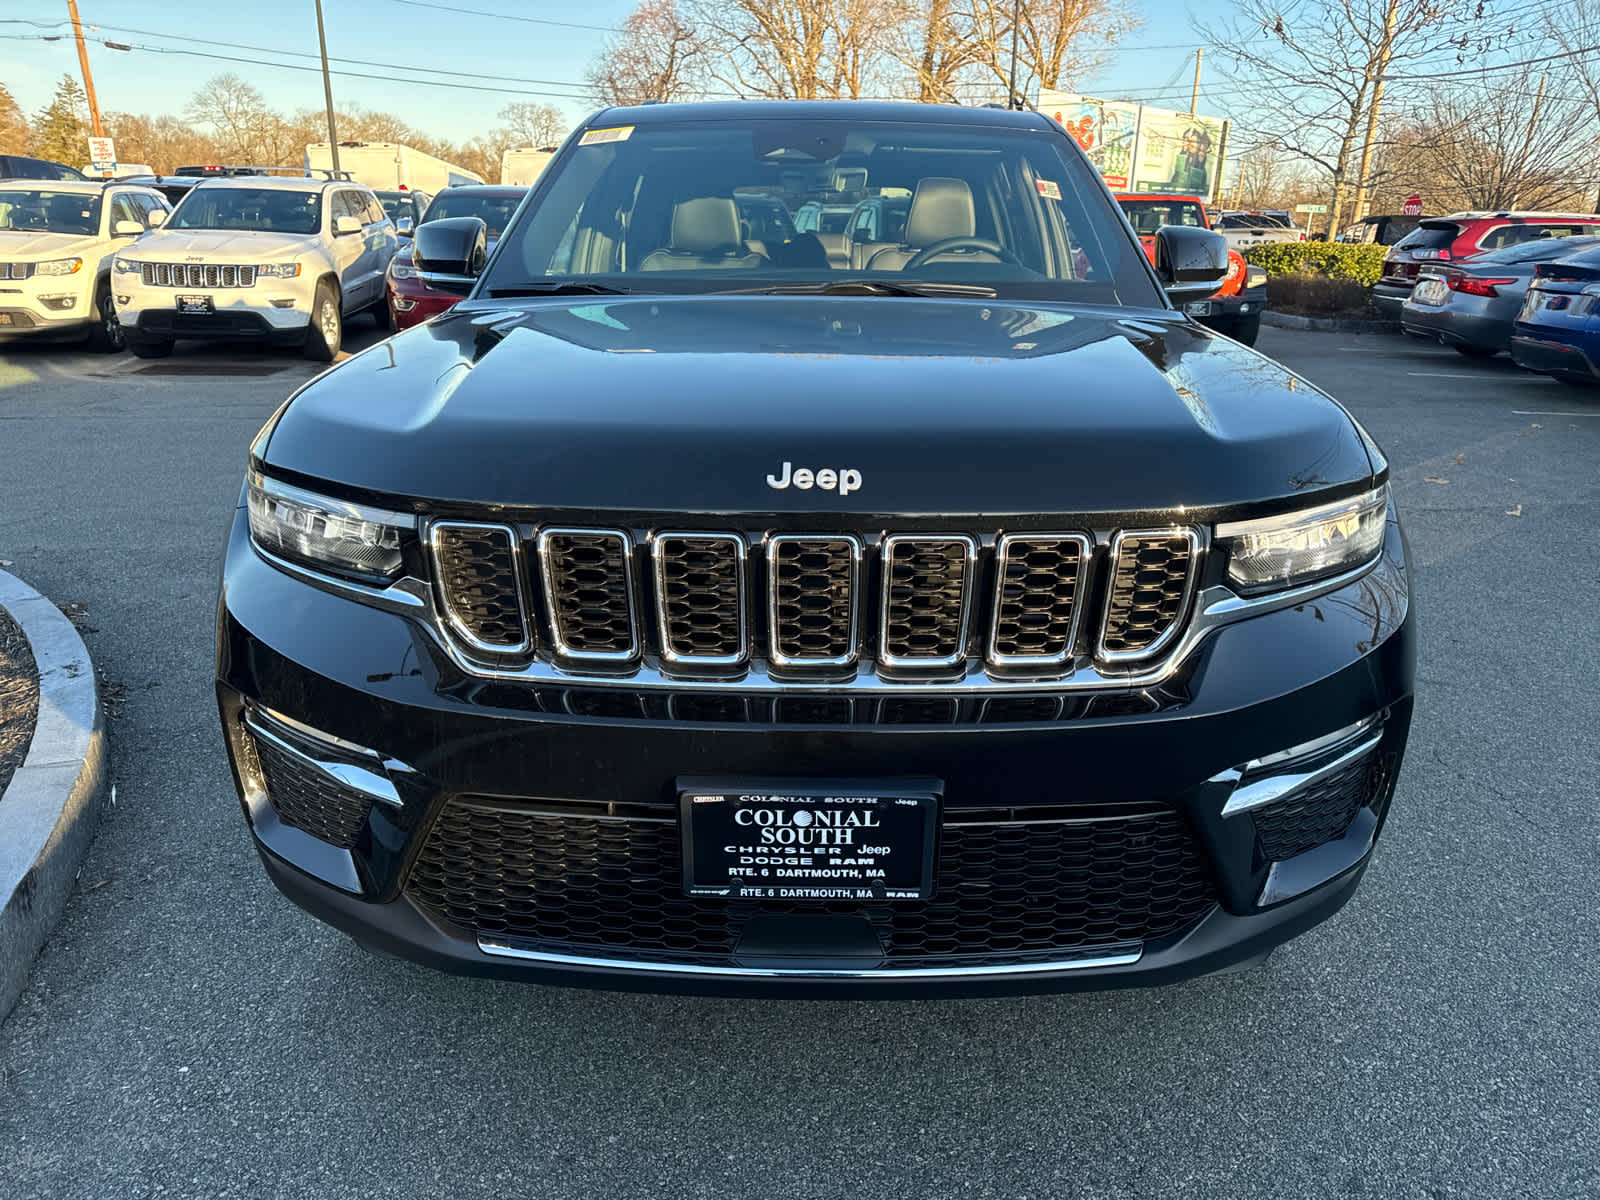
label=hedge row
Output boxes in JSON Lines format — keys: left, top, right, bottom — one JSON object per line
{"left": 1242, "top": 242, "right": 1388, "bottom": 287}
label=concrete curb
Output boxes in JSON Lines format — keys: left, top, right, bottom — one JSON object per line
{"left": 0, "top": 568, "right": 106, "bottom": 1022}
{"left": 1263, "top": 311, "right": 1402, "bottom": 334}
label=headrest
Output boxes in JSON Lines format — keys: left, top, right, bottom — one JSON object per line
{"left": 670, "top": 197, "right": 743, "bottom": 255}
{"left": 905, "top": 178, "right": 975, "bottom": 246}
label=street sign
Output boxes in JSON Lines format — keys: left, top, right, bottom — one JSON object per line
{"left": 1294, "top": 204, "right": 1328, "bottom": 213}
{"left": 87, "top": 136, "right": 115, "bottom": 176}
{"left": 1402, "top": 193, "right": 1423, "bottom": 216}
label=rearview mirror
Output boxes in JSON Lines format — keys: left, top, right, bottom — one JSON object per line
{"left": 395, "top": 217, "right": 414, "bottom": 238}
{"left": 333, "top": 214, "right": 362, "bottom": 236}
{"left": 112, "top": 219, "right": 144, "bottom": 237}
{"left": 414, "top": 217, "right": 487, "bottom": 296}
{"left": 1154, "top": 225, "right": 1229, "bottom": 303}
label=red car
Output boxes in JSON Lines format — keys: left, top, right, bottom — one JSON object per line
{"left": 1114, "top": 193, "right": 1267, "bottom": 345}
{"left": 386, "top": 185, "right": 529, "bottom": 329}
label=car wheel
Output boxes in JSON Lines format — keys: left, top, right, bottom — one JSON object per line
{"left": 127, "top": 336, "right": 173, "bottom": 359}
{"left": 1453, "top": 343, "right": 1498, "bottom": 359}
{"left": 372, "top": 297, "right": 392, "bottom": 331}
{"left": 304, "top": 280, "right": 341, "bottom": 362}
{"left": 86, "top": 280, "right": 126, "bottom": 353}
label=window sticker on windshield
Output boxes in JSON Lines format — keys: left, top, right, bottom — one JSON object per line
{"left": 1036, "top": 179, "right": 1062, "bottom": 201}
{"left": 580, "top": 126, "right": 634, "bottom": 146}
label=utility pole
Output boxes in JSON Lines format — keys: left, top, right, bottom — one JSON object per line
{"left": 1190, "top": 48, "right": 1203, "bottom": 114}
{"left": 314, "top": 0, "right": 341, "bottom": 174}
{"left": 1351, "top": 0, "right": 1399, "bottom": 223}
{"left": 1006, "top": 0, "right": 1022, "bottom": 110}
{"left": 65, "top": 0, "right": 105, "bottom": 140}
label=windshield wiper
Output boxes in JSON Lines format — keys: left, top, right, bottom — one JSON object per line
{"left": 484, "top": 282, "right": 633, "bottom": 297}
{"left": 728, "top": 279, "right": 998, "bottom": 298}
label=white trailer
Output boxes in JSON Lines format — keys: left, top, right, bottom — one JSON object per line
{"left": 500, "top": 147, "right": 555, "bottom": 187}
{"left": 303, "top": 142, "right": 484, "bottom": 192}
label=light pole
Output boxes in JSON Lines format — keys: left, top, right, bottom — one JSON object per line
{"left": 314, "top": 0, "right": 340, "bottom": 174}
{"left": 1006, "top": 0, "right": 1023, "bottom": 110}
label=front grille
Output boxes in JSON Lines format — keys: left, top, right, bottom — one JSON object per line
{"left": 989, "top": 535, "right": 1089, "bottom": 666}
{"left": 406, "top": 799, "right": 1217, "bottom": 967}
{"left": 248, "top": 728, "right": 372, "bottom": 848}
{"left": 654, "top": 534, "right": 745, "bottom": 664}
{"left": 1252, "top": 754, "right": 1377, "bottom": 861}
{"left": 140, "top": 262, "right": 257, "bottom": 288}
{"left": 0, "top": 262, "right": 34, "bottom": 280}
{"left": 540, "top": 529, "right": 637, "bottom": 660}
{"left": 430, "top": 522, "right": 530, "bottom": 653}
{"left": 769, "top": 536, "right": 859, "bottom": 666}
{"left": 880, "top": 536, "right": 973, "bottom": 668}
{"left": 1099, "top": 531, "right": 1198, "bottom": 658}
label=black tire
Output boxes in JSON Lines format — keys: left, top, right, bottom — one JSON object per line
{"left": 372, "top": 296, "right": 392, "bottom": 330}
{"left": 304, "top": 279, "right": 341, "bottom": 362}
{"left": 127, "top": 335, "right": 173, "bottom": 359}
{"left": 1453, "top": 343, "right": 1498, "bottom": 359}
{"left": 86, "top": 279, "right": 126, "bottom": 353}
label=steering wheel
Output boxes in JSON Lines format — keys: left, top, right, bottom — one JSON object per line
{"left": 903, "top": 237, "right": 1022, "bottom": 271}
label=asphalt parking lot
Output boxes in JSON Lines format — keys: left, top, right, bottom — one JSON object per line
{"left": 0, "top": 324, "right": 1596, "bottom": 1199}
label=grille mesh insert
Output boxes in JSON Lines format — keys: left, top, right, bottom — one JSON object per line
{"left": 1252, "top": 754, "right": 1377, "bottom": 861}
{"left": 1101, "top": 534, "right": 1197, "bottom": 656}
{"left": 406, "top": 800, "right": 1218, "bottom": 966}
{"left": 656, "top": 536, "right": 744, "bottom": 661}
{"left": 432, "top": 524, "right": 527, "bottom": 651}
{"left": 771, "top": 538, "right": 857, "bottom": 663}
{"left": 882, "top": 538, "right": 971, "bottom": 664}
{"left": 251, "top": 730, "right": 372, "bottom": 849}
{"left": 991, "top": 536, "right": 1086, "bottom": 662}
{"left": 542, "top": 531, "right": 636, "bottom": 657}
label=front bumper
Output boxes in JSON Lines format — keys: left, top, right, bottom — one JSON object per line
{"left": 1371, "top": 281, "right": 1414, "bottom": 319}
{"left": 387, "top": 275, "right": 461, "bottom": 330}
{"left": 216, "top": 508, "right": 1415, "bottom": 997}
{"left": 118, "top": 275, "right": 315, "bottom": 341}
{"left": 0, "top": 279, "right": 96, "bottom": 340}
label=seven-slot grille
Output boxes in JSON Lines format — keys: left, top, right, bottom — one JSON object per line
{"left": 1, "top": 262, "right": 34, "bottom": 280}
{"left": 426, "top": 524, "right": 1202, "bottom": 679}
{"left": 140, "top": 262, "right": 258, "bottom": 288}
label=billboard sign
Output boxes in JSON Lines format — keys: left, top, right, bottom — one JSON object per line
{"left": 1038, "top": 94, "right": 1228, "bottom": 202}
{"left": 1038, "top": 92, "right": 1139, "bottom": 190}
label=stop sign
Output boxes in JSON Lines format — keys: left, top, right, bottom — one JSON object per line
{"left": 1402, "top": 193, "right": 1423, "bottom": 216}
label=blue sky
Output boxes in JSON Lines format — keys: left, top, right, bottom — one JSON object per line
{"left": 4, "top": 0, "right": 1212, "bottom": 143}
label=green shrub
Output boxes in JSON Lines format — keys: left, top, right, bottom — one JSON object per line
{"left": 1266, "top": 272, "right": 1374, "bottom": 316}
{"left": 1244, "top": 243, "right": 1387, "bottom": 287}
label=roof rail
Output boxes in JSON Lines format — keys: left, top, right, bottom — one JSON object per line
{"left": 173, "top": 165, "right": 354, "bottom": 180}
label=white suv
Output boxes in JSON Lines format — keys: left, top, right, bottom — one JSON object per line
{"left": 112, "top": 175, "right": 398, "bottom": 360}
{"left": 0, "top": 178, "right": 172, "bottom": 352}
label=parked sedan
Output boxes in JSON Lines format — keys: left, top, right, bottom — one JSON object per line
{"left": 1401, "top": 236, "right": 1600, "bottom": 357}
{"left": 1510, "top": 245, "right": 1600, "bottom": 387}
{"left": 385, "top": 185, "right": 526, "bottom": 329}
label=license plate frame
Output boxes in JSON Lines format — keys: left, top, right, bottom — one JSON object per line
{"left": 176, "top": 294, "right": 214, "bottom": 315}
{"left": 1184, "top": 301, "right": 1212, "bottom": 316}
{"left": 679, "top": 778, "right": 940, "bottom": 902}
{"left": 1413, "top": 277, "right": 1448, "bottom": 306}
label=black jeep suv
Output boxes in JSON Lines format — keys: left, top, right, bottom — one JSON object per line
{"left": 217, "top": 102, "right": 1414, "bottom": 997}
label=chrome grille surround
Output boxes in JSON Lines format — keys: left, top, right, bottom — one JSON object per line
{"left": 878, "top": 534, "right": 977, "bottom": 670}
{"left": 987, "top": 533, "right": 1092, "bottom": 670}
{"left": 651, "top": 533, "right": 747, "bottom": 668}
{"left": 767, "top": 534, "right": 863, "bottom": 670}
{"left": 537, "top": 527, "right": 640, "bottom": 664}
{"left": 1, "top": 262, "right": 35, "bottom": 280}
{"left": 1097, "top": 528, "right": 1203, "bottom": 663}
{"left": 428, "top": 521, "right": 533, "bottom": 656}
{"left": 140, "top": 262, "right": 257, "bottom": 288}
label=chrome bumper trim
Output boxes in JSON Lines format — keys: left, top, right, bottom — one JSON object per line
{"left": 1217, "top": 731, "right": 1384, "bottom": 818}
{"left": 244, "top": 708, "right": 411, "bottom": 809}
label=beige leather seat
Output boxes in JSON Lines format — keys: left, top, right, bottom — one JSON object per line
{"left": 865, "top": 179, "right": 1002, "bottom": 272}
{"left": 641, "top": 198, "right": 768, "bottom": 271}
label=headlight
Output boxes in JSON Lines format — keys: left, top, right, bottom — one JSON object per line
{"left": 35, "top": 257, "right": 83, "bottom": 276}
{"left": 388, "top": 252, "right": 418, "bottom": 280}
{"left": 257, "top": 262, "right": 302, "bottom": 278}
{"left": 1216, "top": 485, "right": 1387, "bottom": 592}
{"left": 247, "top": 477, "right": 411, "bottom": 581}
{"left": 113, "top": 258, "right": 142, "bottom": 275}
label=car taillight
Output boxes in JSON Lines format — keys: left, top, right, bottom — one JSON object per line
{"left": 1447, "top": 276, "right": 1515, "bottom": 297}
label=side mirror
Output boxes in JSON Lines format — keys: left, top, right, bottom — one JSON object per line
{"left": 333, "top": 214, "right": 362, "bottom": 236}
{"left": 395, "top": 217, "right": 414, "bottom": 238}
{"left": 146, "top": 210, "right": 167, "bottom": 227}
{"left": 1154, "top": 225, "right": 1229, "bottom": 303}
{"left": 414, "top": 216, "right": 487, "bottom": 296}
{"left": 113, "top": 219, "right": 144, "bottom": 237}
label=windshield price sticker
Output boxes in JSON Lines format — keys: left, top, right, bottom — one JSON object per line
{"left": 580, "top": 126, "right": 634, "bottom": 146}
{"left": 681, "top": 789, "right": 938, "bottom": 901}
{"left": 1036, "top": 179, "right": 1063, "bottom": 201}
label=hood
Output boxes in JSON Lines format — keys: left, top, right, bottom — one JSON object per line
{"left": 130, "top": 229, "right": 319, "bottom": 262}
{"left": 260, "top": 295, "right": 1377, "bottom": 516}
{"left": 0, "top": 230, "right": 100, "bottom": 260}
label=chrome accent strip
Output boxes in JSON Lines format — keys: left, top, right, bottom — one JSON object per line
{"left": 651, "top": 532, "right": 748, "bottom": 668}
{"left": 1217, "top": 731, "right": 1384, "bottom": 818}
{"left": 537, "top": 526, "right": 641, "bottom": 664}
{"left": 878, "top": 534, "right": 978, "bottom": 670}
{"left": 986, "top": 532, "right": 1092, "bottom": 670}
{"left": 477, "top": 938, "right": 1143, "bottom": 978}
{"left": 766, "top": 534, "right": 863, "bottom": 670}
{"left": 247, "top": 472, "right": 417, "bottom": 531}
{"left": 244, "top": 709, "right": 409, "bottom": 809}
{"left": 1096, "top": 527, "right": 1204, "bottom": 664}
{"left": 426, "top": 520, "right": 534, "bottom": 657}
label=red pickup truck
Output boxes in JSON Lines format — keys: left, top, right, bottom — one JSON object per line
{"left": 1114, "top": 192, "right": 1268, "bottom": 346}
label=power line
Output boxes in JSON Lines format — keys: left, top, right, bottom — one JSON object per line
{"left": 1381, "top": 39, "right": 1600, "bottom": 80}
{"left": 378, "top": 0, "right": 620, "bottom": 33}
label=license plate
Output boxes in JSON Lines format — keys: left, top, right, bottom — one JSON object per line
{"left": 1184, "top": 301, "right": 1211, "bottom": 316}
{"left": 176, "top": 295, "right": 214, "bottom": 314}
{"left": 680, "top": 781, "right": 939, "bottom": 902}
{"left": 1413, "top": 277, "right": 1448, "bottom": 305}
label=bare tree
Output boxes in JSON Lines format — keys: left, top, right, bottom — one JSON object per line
{"left": 0, "top": 82, "right": 28, "bottom": 156}
{"left": 589, "top": 0, "right": 706, "bottom": 106}
{"left": 688, "top": 0, "right": 904, "bottom": 99}
{"left": 967, "top": 0, "right": 1136, "bottom": 95}
{"left": 185, "top": 74, "right": 303, "bottom": 165}
{"left": 103, "top": 112, "right": 220, "bottom": 174}
{"left": 1548, "top": 0, "right": 1600, "bottom": 208}
{"left": 498, "top": 102, "right": 567, "bottom": 149}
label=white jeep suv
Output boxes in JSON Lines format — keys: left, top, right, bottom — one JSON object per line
{"left": 0, "top": 178, "right": 172, "bottom": 352}
{"left": 112, "top": 175, "right": 398, "bottom": 360}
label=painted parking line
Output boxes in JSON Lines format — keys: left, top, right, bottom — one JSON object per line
{"left": 1510, "top": 409, "right": 1600, "bottom": 417}
{"left": 1404, "top": 370, "right": 1551, "bottom": 381}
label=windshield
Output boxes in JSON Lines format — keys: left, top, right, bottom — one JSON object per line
{"left": 423, "top": 191, "right": 525, "bottom": 238}
{"left": 1216, "top": 213, "right": 1292, "bottom": 229}
{"left": 1467, "top": 236, "right": 1600, "bottom": 265}
{"left": 486, "top": 117, "right": 1151, "bottom": 303}
{"left": 1117, "top": 199, "right": 1206, "bottom": 235}
{"left": 0, "top": 189, "right": 101, "bottom": 234}
{"left": 168, "top": 187, "right": 322, "bottom": 234}
{"left": 375, "top": 191, "right": 421, "bottom": 222}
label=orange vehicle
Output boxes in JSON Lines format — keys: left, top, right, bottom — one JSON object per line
{"left": 1114, "top": 192, "right": 1268, "bottom": 346}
